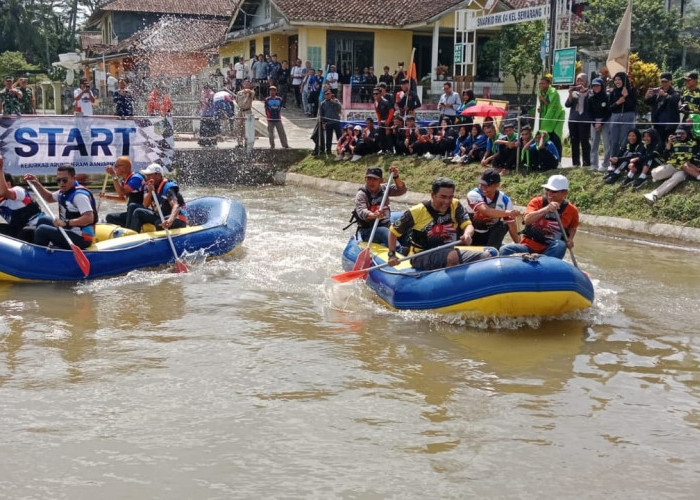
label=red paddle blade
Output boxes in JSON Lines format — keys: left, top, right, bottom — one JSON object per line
{"left": 352, "top": 248, "right": 371, "bottom": 271}
{"left": 70, "top": 243, "right": 90, "bottom": 277}
{"left": 331, "top": 269, "right": 368, "bottom": 283}
{"left": 174, "top": 258, "right": 189, "bottom": 273}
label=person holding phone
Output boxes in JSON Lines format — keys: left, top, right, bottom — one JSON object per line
{"left": 73, "top": 77, "right": 95, "bottom": 116}
{"left": 644, "top": 72, "right": 680, "bottom": 142}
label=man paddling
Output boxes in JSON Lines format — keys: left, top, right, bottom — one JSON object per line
{"left": 128, "top": 164, "right": 187, "bottom": 233}
{"left": 386, "top": 177, "right": 492, "bottom": 270}
{"left": 0, "top": 155, "right": 41, "bottom": 241}
{"left": 499, "top": 174, "right": 579, "bottom": 259}
{"left": 352, "top": 166, "right": 406, "bottom": 248}
{"left": 25, "top": 166, "right": 97, "bottom": 249}
{"left": 101, "top": 156, "right": 145, "bottom": 228}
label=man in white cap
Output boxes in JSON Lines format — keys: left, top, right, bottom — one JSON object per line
{"left": 499, "top": 174, "right": 579, "bottom": 259}
{"left": 128, "top": 163, "right": 187, "bottom": 233}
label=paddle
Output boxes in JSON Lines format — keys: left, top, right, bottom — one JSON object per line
{"left": 28, "top": 181, "right": 91, "bottom": 277}
{"left": 152, "top": 195, "right": 188, "bottom": 273}
{"left": 353, "top": 171, "right": 394, "bottom": 271}
{"left": 96, "top": 172, "right": 110, "bottom": 212}
{"left": 553, "top": 210, "right": 579, "bottom": 269}
{"left": 332, "top": 240, "right": 461, "bottom": 283}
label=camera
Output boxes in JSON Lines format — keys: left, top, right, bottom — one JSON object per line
{"left": 652, "top": 88, "right": 660, "bottom": 95}
{"left": 675, "top": 133, "right": 683, "bottom": 141}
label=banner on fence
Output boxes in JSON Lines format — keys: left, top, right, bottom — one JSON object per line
{"left": 0, "top": 115, "right": 175, "bottom": 175}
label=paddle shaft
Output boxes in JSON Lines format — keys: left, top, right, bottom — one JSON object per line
{"left": 332, "top": 240, "right": 461, "bottom": 282}
{"left": 553, "top": 210, "right": 579, "bottom": 269}
{"left": 96, "top": 172, "right": 110, "bottom": 211}
{"left": 28, "top": 181, "right": 90, "bottom": 276}
{"left": 152, "top": 193, "right": 188, "bottom": 272}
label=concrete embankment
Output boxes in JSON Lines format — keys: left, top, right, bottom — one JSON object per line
{"left": 284, "top": 172, "right": 700, "bottom": 246}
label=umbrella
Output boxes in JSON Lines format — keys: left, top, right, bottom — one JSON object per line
{"left": 460, "top": 103, "right": 507, "bottom": 117}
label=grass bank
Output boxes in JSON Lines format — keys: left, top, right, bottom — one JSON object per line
{"left": 289, "top": 155, "right": 700, "bottom": 228}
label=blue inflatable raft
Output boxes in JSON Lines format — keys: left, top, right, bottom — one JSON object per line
{"left": 0, "top": 196, "right": 246, "bottom": 282}
{"left": 341, "top": 237, "right": 594, "bottom": 317}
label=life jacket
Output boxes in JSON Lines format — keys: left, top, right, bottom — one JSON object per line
{"left": 155, "top": 178, "right": 187, "bottom": 224}
{"left": 58, "top": 182, "right": 98, "bottom": 243}
{"left": 410, "top": 200, "right": 460, "bottom": 252}
{"left": 0, "top": 189, "right": 40, "bottom": 232}
{"left": 468, "top": 189, "right": 502, "bottom": 231}
{"left": 123, "top": 172, "right": 145, "bottom": 205}
{"left": 345, "top": 186, "right": 388, "bottom": 231}
{"left": 520, "top": 196, "right": 569, "bottom": 244}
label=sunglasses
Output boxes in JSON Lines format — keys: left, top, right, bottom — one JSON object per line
{"left": 545, "top": 189, "right": 563, "bottom": 193}
{"left": 57, "top": 177, "right": 71, "bottom": 184}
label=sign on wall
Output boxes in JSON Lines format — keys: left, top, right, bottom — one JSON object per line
{"left": 466, "top": 5, "right": 550, "bottom": 30}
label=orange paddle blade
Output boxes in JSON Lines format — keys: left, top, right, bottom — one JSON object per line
{"left": 70, "top": 243, "right": 90, "bottom": 277}
{"left": 352, "top": 248, "right": 371, "bottom": 271}
{"left": 174, "top": 258, "right": 189, "bottom": 273}
{"left": 331, "top": 269, "right": 368, "bottom": 283}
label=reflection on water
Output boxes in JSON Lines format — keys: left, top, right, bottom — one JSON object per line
{"left": 1, "top": 185, "right": 700, "bottom": 497}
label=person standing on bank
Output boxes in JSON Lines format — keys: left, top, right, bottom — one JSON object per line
{"left": 386, "top": 177, "right": 493, "bottom": 271}
{"left": 565, "top": 73, "right": 592, "bottom": 168}
{"left": 644, "top": 72, "right": 680, "bottom": 143}
{"left": 319, "top": 89, "right": 343, "bottom": 155}
{"left": 499, "top": 174, "right": 579, "bottom": 259}
{"left": 537, "top": 76, "right": 565, "bottom": 157}
{"left": 353, "top": 166, "right": 407, "bottom": 248}
{"left": 463, "top": 168, "right": 520, "bottom": 249}
{"left": 264, "top": 86, "right": 289, "bottom": 149}
{"left": 608, "top": 71, "right": 637, "bottom": 159}
{"left": 587, "top": 77, "right": 612, "bottom": 171}
{"left": 25, "top": 166, "right": 97, "bottom": 249}
{"left": 73, "top": 77, "right": 95, "bottom": 116}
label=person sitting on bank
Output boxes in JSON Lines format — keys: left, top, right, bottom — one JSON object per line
{"left": 25, "top": 166, "right": 97, "bottom": 249}
{"left": 0, "top": 155, "right": 41, "bottom": 241}
{"left": 128, "top": 164, "right": 187, "bottom": 233}
{"left": 643, "top": 126, "right": 700, "bottom": 204}
{"left": 101, "top": 156, "right": 145, "bottom": 228}
{"left": 480, "top": 123, "right": 500, "bottom": 167}
{"left": 386, "top": 177, "right": 493, "bottom": 271}
{"left": 493, "top": 121, "right": 519, "bottom": 172}
{"left": 353, "top": 117, "right": 380, "bottom": 160}
{"left": 604, "top": 128, "right": 643, "bottom": 184}
{"left": 622, "top": 128, "right": 662, "bottom": 189}
{"left": 352, "top": 166, "right": 407, "bottom": 248}
{"left": 463, "top": 169, "right": 521, "bottom": 249}
{"left": 500, "top": 174, "right": 579, "bottom": 259}
{"left": 521, "top": 128, "right": 560, "bottom": 171}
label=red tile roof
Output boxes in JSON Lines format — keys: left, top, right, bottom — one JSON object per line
{"left": 271, "top": 0, "right": 466, "bottom": 26}
{"left": 94, "top": 0, "right": 238, "bottom": 18}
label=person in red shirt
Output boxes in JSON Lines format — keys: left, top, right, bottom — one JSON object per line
{"left": 499, "top": 174, "right": 579, "bottom": 259}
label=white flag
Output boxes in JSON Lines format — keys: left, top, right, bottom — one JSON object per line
{"left": 606, "top": 0, "right": 632, "bottom": 75}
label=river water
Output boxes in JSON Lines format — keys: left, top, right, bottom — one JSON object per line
{"left": 1, "top": 184, "right": 699, "bottom": 498}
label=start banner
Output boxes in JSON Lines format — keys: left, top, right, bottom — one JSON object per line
{"left": 0, "top": 115, "right": 175, "bottom": 175}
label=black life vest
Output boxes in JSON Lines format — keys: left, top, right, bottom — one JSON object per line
{"left": 520, "top": 196, "right": 568, "bottom": 244}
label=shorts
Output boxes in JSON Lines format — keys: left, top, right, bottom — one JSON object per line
{"left": 410, "top": 247, "right": 491, "bottom": 271}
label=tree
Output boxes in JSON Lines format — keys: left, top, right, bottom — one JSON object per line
{"left": 498, "top": 20, "right": 546, "bottom": 103}
{"left": 0, "top": 51, "right": 40, "bottom": 78}
{"left": 582, "top": 0, "right": 681, "bottom": 67}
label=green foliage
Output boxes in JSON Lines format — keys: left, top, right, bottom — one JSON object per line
{"left": 498, "top": 21, "right": 545, "bottom": 101}
{"left": 629, "top": 53, "right": 660, "bottom": 115}
{"left": 582, "top": 0, "right": 681, "bottom": 67}
{"left": 290, "top": 156, "right": 700, "bottom": 226}
{"left": 476, "top": 38, "right": 501, "bottom": 80}
{"left": 0, "top": 51, "right": 39, "bottom": 78}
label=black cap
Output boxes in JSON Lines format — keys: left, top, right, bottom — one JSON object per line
{"left": 479, "top": 168, "right": 501, "bottom": 186}
{"left": 685, "top": 71, "right": 698, "bottom": 80}
{"left": 660, "top": 72, "right": 672, "bottom": 81}
{"left": 365, "top": 167, "right": 383, "bottom": 179}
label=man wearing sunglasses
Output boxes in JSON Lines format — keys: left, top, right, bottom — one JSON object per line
{"left": 24, "top": 166, "right": 97, "bottom": 249}
{"left": 499, "top": 174, "right": 578, "bottom": 259}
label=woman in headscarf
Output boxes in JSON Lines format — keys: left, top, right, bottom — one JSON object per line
{"left": 607, "top": 71, "right": 637, "bottom": 163}
{"left": 565, "top": 73, "right": 592, "bottom": 167}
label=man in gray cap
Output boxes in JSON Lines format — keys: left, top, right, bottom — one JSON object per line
{"left": 0, "top": 76, "right": 23, "bottom": 116}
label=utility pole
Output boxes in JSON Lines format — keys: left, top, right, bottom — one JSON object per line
{"left": 548, "top": 0, "right": 557, "bottom": 73}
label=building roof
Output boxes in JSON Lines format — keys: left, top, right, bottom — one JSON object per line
{"left": 101, "top": 17, "right": 228, "bottom": 55}
{"left": 90, "top": 0, "right": 237, "bottom": 22}
{"left": 269, "top": 0, "right": 468, "bottom": 26}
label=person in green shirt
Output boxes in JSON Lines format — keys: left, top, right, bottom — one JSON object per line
{"left": 537, "top": 76, "right": 564, "bottom": 158}
{"left": 16, "top": 77, "right": 35, "bottom": 114}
